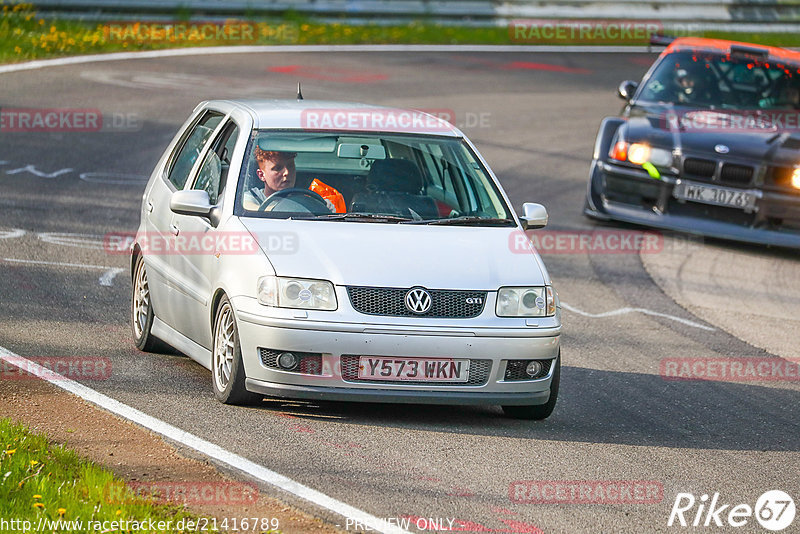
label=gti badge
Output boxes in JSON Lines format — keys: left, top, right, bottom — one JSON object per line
{"left": 714, "top": 144, "right": 730, "bottom": 154}
{"left": 405, "top": 287, "right": 432, "bottom": 314}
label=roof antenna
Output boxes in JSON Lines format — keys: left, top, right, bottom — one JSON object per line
{"left": 296, "top": 82, "right": 303, "bottom": 100}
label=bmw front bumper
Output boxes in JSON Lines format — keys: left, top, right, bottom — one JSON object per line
{"left": 585, "top": 159, "right": 800, "bottom": 249}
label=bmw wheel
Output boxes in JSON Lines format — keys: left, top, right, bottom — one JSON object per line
{"left": 502, "top": 351, "right": 560, "bottom": 420}
{"left": 212, "top": 296, "right": 259, "bottom": 405}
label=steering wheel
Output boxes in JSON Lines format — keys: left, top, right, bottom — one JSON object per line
{"left": 258, "top": 188, "right": 330, "bottom": 213}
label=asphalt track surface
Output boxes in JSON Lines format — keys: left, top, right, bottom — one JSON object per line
{"left": 1, "top": 50, "right": 799, "bottom": 534}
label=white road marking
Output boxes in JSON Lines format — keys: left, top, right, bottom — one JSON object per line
{"left": 561, "top": 301, "right": 715, "bottom": 331}
{"left": 2, "top": 258, "right": 123, "bottom": 288}
{"left": 37, "top": 232, "right": 106, "bottom": 250}
{"left": 0, "top": 229, "right": 26, "bottom": 240}
{"left": 5, "top": 165, "right": 73, "bottom": 178}
{"left": 79, "top": 172, "right": 148, "bottom": 185}
{"left": 0, "top": 45, "right": 655, "bottom": 76}
{"left": 0, "top": 346, "right": 413, "bottom": 534}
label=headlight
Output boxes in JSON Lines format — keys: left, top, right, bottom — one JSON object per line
{"left": 792, "top": 168, "right": 800, "bottom": 189}
{"left": 610, "top": 142, "right": 672, "bottom": 167}
{"left": 257, "top": 276, "right": 337, "bottom": 310}
{"left": 496, "top": 286, "right": 556, "bottom": 317}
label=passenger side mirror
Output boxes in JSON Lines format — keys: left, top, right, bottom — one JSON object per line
{"left": 170, "top": 190, "right": 214, "bottom": 217}
{"left": 618, "top": 80, "right": 639, "bottom": 101}
{"left": 520, "top": 203, "right": 548, "bottom": 230}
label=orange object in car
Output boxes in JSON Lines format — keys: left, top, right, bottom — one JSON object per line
{"left": 309, "top": 179, "right": 346, "bottom": 213}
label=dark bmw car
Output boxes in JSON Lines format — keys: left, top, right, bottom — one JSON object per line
{"left": 584, "top": 37, "right": 800, "bottom": 248}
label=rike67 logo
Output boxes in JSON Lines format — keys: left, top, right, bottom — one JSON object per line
{"left": 668, "top": 490, "right": 795, "bottom": 531}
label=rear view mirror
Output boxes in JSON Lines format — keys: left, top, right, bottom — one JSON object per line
{"left": 618, "top": 80, "right": 639, "bottom": 101}
{"left": 337, "top": 143, "right": 386, "bottom": 159}
{"left": 520, "top": 203, "right": 548, "bottom": 230}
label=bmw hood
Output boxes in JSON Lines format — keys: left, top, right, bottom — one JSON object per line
{"left": 625, "top": 104, "right": 798, "bottom": 163}
{"left": 240, "top": 218, "right": 548, "bottom": 290}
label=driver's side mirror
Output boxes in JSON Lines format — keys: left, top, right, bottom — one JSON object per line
{"left": 170, "top": 190, "right": 221, "bottom": 225}
{"left": 520, "top": 203, "right": 548, "bottom": 230}
{"left": 618, "top": 80, "right": 639, "bottom": 101}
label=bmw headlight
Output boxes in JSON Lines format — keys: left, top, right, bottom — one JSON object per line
{"left": 610, "top": 142, "right": 673, "bottom": 168}
{"left": 496, "top": 286, "right": 556, "bottom": 317}
{"left": 257, "top": 276, "right": 337, "bottom": 310}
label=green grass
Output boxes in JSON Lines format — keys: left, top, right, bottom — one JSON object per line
{"left": 0, "top": 418, "right": 204, "bottom": 533}
{"left": 1, "top": 1, "right": 799, "bottom": 64}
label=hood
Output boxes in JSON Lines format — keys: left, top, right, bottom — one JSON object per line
{"left": 626, "top": 104, "right": 786, "bottom": 161}
{"left": 240, "top": 218, "right": 548, "bottom": 290}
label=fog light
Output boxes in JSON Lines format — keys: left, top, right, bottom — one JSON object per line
{"left": 792, "top": 168, "right": 800, "bottom": 190}
{"left": 277, "top": 352, "right": 299, "bottom": 370}
{"left": 525, "top": 360, "right": 543, "bottom": 378}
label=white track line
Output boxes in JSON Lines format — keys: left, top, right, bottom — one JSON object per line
{"left": 561, "top": 301, "right": 715, "bottom": 331}
{"left": 0, "top": 346, "right": 412, "bottom": 534}
{"left": 0, "top": 229, "right": 26, "bottom": 239}
{"left": 2, "top": 257, "right": 123, "bottom": 287}
{"left": 0, "top": 44, "right": 653, "bottom": 75}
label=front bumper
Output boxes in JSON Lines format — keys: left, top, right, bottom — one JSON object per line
{"left": 231, "top": 296, "right": 560, "bottom": 406}
{"left": 584, "top": 159, "right": 800, "bottom": 249}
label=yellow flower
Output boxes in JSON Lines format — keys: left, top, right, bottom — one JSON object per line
{"left": 5, "top": 449, "right": 15, "bottom": 455}
{"left": 58, "top": 508, "right": 66, "bottom": 517}
{"left": 30, "top": 460, "right": 38, "bottom": 466}
{"left": 33, "top": 495, "right": 42, "bottom": 499}
{"left": 116, "top": 510, "right": 122, "bottom": 516}
{"left": 33, "top": 503, "right": 44, "bottom": 509}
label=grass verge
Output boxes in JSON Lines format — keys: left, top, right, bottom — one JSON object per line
{"left": 2, "top": 1, "right": 800, "bottom": 65}
{"left": 0, "top": 417, "right": 211, "bottom": 533}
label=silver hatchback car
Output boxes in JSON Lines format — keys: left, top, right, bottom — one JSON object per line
{"left": 131, "top": 99, "right": 561, "bottom": 419}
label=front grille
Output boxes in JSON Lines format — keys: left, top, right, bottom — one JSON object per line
{"left": 683, "top": 158, "right": 717, "bottom": 178}
{"left": 667, "top": 199, "right": 756, "bottom": 227}
{"left": 340, "top": 355, "right": 492, "bottom": 386}
{"left": 259, "top": 348, "right": 323, "bottom": 374}
{"left": 347, "top": 286, "right": 487, "bottom": 318}
{"left": 720, "top": 163, "right": 754, "bottom": 185}
{"left": 504, "top": 359, "right": 553, "bottom": 381}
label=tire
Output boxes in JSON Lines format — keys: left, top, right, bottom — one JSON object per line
{"left": 211, "top": 296, "right": 259, "bottom": 405}
{"left": 131, "top": 254, "right": 165, "bottom": 352}
{"left": 502, "top": 352, "right": 560, "bottom": 420}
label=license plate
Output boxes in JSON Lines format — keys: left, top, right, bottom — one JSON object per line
{"left": 357, "top": 357, "right": 470, "bottom": 382}
{"left": 673, "top": 181, "right": 758, "bottom": 211}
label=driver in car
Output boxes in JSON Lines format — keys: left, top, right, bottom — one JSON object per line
{"left": 244, "top": 148, "right": 346, "bottom": 212}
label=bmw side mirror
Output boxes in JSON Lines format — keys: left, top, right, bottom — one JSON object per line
{"left": 520, "top": 203, "right": 548, "bottom": 230}
{"left": 618, "top": 80, "right": 639, "bottom": 101}
{"left": 170, "top": 190, "right": 216, "bottom": 218}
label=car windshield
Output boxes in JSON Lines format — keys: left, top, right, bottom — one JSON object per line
{"left": 636, "top": 50, "right": 800, "bottom": 110}
{"left": 236, "top": 130, "right": 512, "bottom": 223}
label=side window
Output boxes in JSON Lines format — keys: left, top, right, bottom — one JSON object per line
{"left": 193, "top": 122, "right": 239, "bottom": 205}
{"left": 166, "top": 111, "right": 224, "bottom": 190}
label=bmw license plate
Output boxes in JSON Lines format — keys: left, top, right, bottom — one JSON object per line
{"left": 358, "top": 357, "right": 470, "bottom": 382}
{"left": 673, "top": 181, "right": 758, "bottom": 211}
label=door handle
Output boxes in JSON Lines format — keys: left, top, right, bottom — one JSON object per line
{"left": 146, "top": 201, "right": 154, "bottom": 213}
{"left": 170, "top": 224, "right": 179, "bottom": 236}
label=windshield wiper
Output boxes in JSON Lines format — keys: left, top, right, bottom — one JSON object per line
{"left": 300, "top": 212, "right": 412, "bottom": 223}
{"left": 401, "top": 216, "right": 516, "bottom": 226}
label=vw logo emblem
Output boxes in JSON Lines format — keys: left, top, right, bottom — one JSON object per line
{"left": 714, "top": 144, "right": 730, "bottom": 154}
{"left": 405, "top": 287, "right": 432, "bottom": 314}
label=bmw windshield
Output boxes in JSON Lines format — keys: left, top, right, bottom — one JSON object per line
{"left": 236, "top": 131, "right": 513, "bottom": 224}
{"left": 636, "top": 50, "right": 800, "bottom": 110}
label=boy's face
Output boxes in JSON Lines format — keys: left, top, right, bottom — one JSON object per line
{"left": 257, "top": 155, "right": 296, "bottom": 195}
